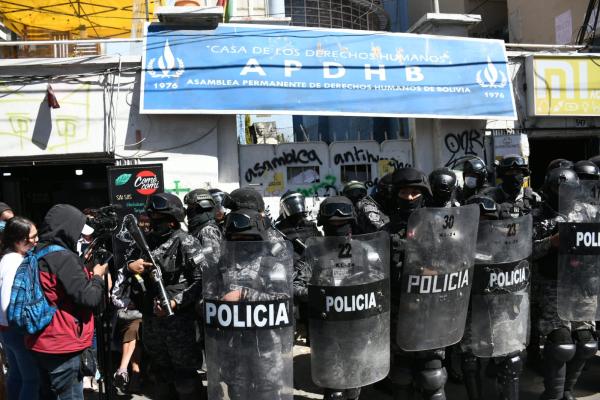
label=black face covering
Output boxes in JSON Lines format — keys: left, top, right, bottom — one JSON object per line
{"left": 432, "top": 190, "right": 452, "bottom": 206}
{"left": 150, "top": 219, "right": 173, "bottom": 238}
{"left": 187, "top": 208, "right": 212, "bottom": 231}
{"left": 323, "top": 221, "right": 352, "bottom": 237}
{"left": 501, "top": 173, "right": 525, "bottom": 195}
{"left": 397, "top": 196, "right": 423, "bottom": 211}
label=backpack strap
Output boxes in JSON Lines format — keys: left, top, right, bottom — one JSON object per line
{"left": 35, "top": 245, "right": 66, "bottom": 260}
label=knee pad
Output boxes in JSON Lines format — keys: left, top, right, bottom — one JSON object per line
{"left": 497, "top": 354, "right": 523, "bottom": 377}
{"left": 461, "top": 353, "right": 479, "bottom": 373}
{"left": 544, "top": 329, "right": 576, "bottom": 363}
{"left": 419, "top": 367, "right": 447, "bottom": 392}
{"left": 573, "top": 330, "right": 598, "bottom": 360}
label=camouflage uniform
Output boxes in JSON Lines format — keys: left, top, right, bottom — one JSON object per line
{"left": 355, "top": 196, "right": 389, "bottom": 234}
{"left": 204, "top": 229, "right": 294, "bottom": 400}
{"left": 129, "top": 229, "right": 206, "bottom": 389}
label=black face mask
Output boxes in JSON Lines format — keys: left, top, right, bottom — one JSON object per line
{"left": 150, "top": 219, "right": 173, "bottom": 237}
{"left": 187, "top": 208, "right": 212, "bottom": 230}
{"left": 323, "top": 222, "right": 352, "bottom": 237}
{"left": 501, "top": 173, "right": 525, "bottom": 195}
{"left": 432, "top": 190, "right": 452, "bottom": 205}
{"left": 397, "top": 196, "right": 423, "bottom": 211}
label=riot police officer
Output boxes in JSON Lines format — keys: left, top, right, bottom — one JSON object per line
{"left": 274, "top": 190, "right": 321, "bottom": 337}
{"left": 385, "top": 168, "right": 444, "bottom": 400}
{"left": 275, "top": 190, "right": 320, "bottom": 253}
{"left": 482, "top": 154, "right": 540, "bottom": 217}
{"left": 308, "top": 196, "right": 372, "bottom": 400}
{"left": 588, "top": 155, "right": 600, "bottom": 169}
{"left": 184, "top": 188, "right": 222, "bottom": 261}
{"left": 532, "top": 168, "right": 598, "bottom": 400}
{"left": 573, "top": 160, "right": 600, "bottom": 181}
{"left": 208, "top": 188, "right": 228, "bottom": 231}
{"left": 460, "top": 195, "right": 532, "bottom": 400}
{"left": 457, "top": 156, "right": 489, "bottom": 201}
{"left": 372, "top": 172, "right": 395, "bottom": 216}
{"left": 126, "top": 192, "right": 206, "bottom": 400}
{"left": 342, "top": 180, "right": 389, "bottom": 233}
{"left": 427, "top": 168, "right": 460, "bottom": 207}
{"left": 202, "top": 188, "right": 294, "bottom": 400}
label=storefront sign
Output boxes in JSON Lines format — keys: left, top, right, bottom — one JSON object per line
{"left": 141, "top": 24, "right": 516, "bottom": 120}
{"left": 526, "top": 55, "right": 600, "bottom": 116}
{"left": 107, "top": 164, "right": 164, "bottom": 274}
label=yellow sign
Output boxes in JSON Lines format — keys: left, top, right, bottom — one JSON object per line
{"left": 527, "top": 56, "right": 600, "bottom": 116}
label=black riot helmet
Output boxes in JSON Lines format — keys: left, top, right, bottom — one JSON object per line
{"left": 574, "top": 160, "right": 600, "bottom": 181}
{"left": 317, "top": 196, "right": 355, "bottom": 236}
{"left": 465, "top": 195, "right": 498, "bottom": 220}
{"left": 224, "top": 188, "right": 269, "bottom": 240}
{"left": 429, "top": 168, "right": 457, "bottom": 203}
{"left": 588, "top": 155, "right": 600, "bottom": 169}
{"left": 547, "top": 158, "right": 574, "bottom": 172}
{"left": 496, "top": 154, "right": 530, "bottom": 177}
{"left": 460, "top": 156, "right": 487, "bottom": 188}
{"left": 342, "top": 180, "right": 368, "bottom": 204}
{"left": 545, "top": 167, "right": 579, "bottom": 198}
{"left": 145, "top": 192, "right": 185, "bottom": 222}
{"left": 392, "top": 167, "right": 431, "bottom": 196}
{"left": 184, "top": 189, "right": 216, "bottom": 210}
{"left": 280, "top": 190, "right": 306, "bottom": 218}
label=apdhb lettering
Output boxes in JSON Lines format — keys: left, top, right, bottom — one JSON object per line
{"left": 205, "top": 300, "right": 291, "bottom": 329}
{"left": 407, "top": 270, "right": 469, "bottom": 294}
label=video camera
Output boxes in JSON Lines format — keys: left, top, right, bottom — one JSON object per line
{"left": 85, "top": 205, "right": 120, "bottom": 237}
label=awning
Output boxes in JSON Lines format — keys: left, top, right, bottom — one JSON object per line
{"left": 0, "top": 1, "right": 163, "bottom": 38}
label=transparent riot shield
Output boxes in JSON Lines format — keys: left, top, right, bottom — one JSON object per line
{"left": 558, "top": 180, "right": 600, "bottom": 321}
{"left": 305, "top": 231, "right": 390, "bottom": 389}
{"left": 397, "top": 205, "right": 479, "bottom": 351}
{"left": 465, "top": 214, "right": 532, "bottom": 357}
{"left": 202, "top": 240, "right": 294, "bottom": 400}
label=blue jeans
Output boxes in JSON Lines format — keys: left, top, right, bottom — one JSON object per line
{"left": 33, "top": 351, "right": 83, "bottom": 400}
{"left": 0, "top": 329, "right": 40, "bottom": 400}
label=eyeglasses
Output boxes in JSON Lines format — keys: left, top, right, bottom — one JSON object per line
{"left": 320, "top": 202, "right": 353, "bottom": 218}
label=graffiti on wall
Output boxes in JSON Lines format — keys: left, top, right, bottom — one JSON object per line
{"left": 333, "top": 146, "right": 411, "bottom": 170}
{"left": 296, "top": 175, "right": 338, "bottom": 197}
{"left": 443, "top": 129, "right": 485, "bottom": 168}
{"left": 244, "top": 149, "right": 323, "bottom": 183}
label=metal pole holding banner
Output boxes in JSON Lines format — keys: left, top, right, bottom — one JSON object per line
{"left": 432, "top": 0, "right": 440, "bottom": 13}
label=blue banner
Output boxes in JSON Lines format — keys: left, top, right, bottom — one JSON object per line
{"left": 141, "top": 24, "right": 516, "bottom": 119}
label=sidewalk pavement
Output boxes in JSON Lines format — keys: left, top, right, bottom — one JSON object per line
{"left": 86, "top": 344, "right": 600, "bottom": 400}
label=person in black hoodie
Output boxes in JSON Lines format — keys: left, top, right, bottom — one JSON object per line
{"left": 26, "top": 204, "right": 108, "bottom": 400}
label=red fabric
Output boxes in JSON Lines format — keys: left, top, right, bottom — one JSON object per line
{"left": 25, "top": 268, "right": 94, "bottom": 354}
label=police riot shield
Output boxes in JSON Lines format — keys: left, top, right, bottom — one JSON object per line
{"left": 397, "top": 205, "right": 479, "bottom": 351}
{"left": 203, "top": 240, "right": 294, "bottom": 400}
{"left": 305, "top": 231, "right": 390, "bottom": 389}
{"left": 466, "top": 214, "right": 532, "bottom": 357}
{"left": 558, "top": 180, "right": 600, "bottom": 321}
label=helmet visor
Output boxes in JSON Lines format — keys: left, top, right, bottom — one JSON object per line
{"left": 224, "top": 212, "right": 253, "bottom": 232}
{"left": 146, "top": 195, "right": 170, "bottom": 212}
{"left": 282, "top": 196, "right": 306, "bottom": 217}
{"left": 498, "top": 156, "right": 527, "bottom": 169}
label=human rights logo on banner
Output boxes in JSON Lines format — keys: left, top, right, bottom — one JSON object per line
{"left": 141, "top": 24, "right": 516, "bottom": 120}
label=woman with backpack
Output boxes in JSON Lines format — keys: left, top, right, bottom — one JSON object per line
{"left": 0, "top": 216, "right": 40, "bottom": 400}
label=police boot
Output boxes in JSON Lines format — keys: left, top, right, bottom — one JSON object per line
{"left": 323, "top": 388, "right": 345, "bottom": 400}
{"left": 540, "top": 329, "right": 576, "bottom": 400}
{"left": 346, "top": 387, "right": 361, "bottom": 400}
{"left": 419, "top": 361, "right": 447, "bottom": 400}
{"left": 461, "top": 353, "right": 483, "bottom": 400}
{"left": 563, "top": 330, "right": 598, "bottom": 400}
{"left": 496, "top": 353, "right": 522, "bottom": 400}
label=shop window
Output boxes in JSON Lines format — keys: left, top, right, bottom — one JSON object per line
{"left": 287, "top": 166, "right": 321, "bottom": 185}
{"left": 340, "top": 164, "right": 371, "bottom": 183}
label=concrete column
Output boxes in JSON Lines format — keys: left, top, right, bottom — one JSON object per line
{"left": 217, "top": 115, "right": 240, "bottom": 187}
